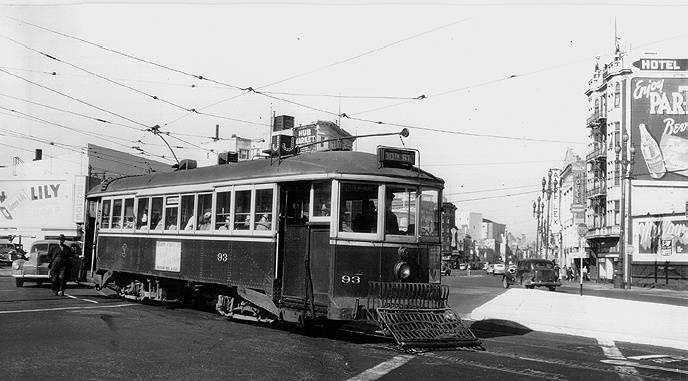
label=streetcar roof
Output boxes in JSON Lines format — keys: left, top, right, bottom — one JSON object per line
{"left": 88, "top": 150, "right": 443, "bottom": 196}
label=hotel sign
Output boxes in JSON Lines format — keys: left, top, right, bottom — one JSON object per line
{"left": 633, "top": 59, "right": 688, "bottom": 71}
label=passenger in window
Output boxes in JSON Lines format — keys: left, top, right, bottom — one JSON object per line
{"left": 353, "top": 200, "right": 376, "bottom": 233}
{"left": 184, "top": 215, "right": 195, "bottom": 230}
{"left": 218, "top": 216, "right": 231, "bottom": 230}
{"left": 385, "top": 191, "right": 400, "bottom": 234}
{"left": 198, "top": 212, "right": 212, "bottom": 230}
{"left": 124, "top": 216, "right": 135, "bottom": 229}
{"left": 256, "top": 213, "right": 271, "bottom": 230}
{"left": 152, "top": 213, "right": 163, "bottom": 230}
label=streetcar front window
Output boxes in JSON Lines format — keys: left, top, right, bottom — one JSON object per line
{"left": 234, "top": 190, "right": 251, "bottom": 230}
{"left": 419, "top": 188, "right": 440, "bottom": 237}
{"left": 385, "top": 185, "right": 416, "bottom": 236}
{"left": 254, "top": 188, "right": 273, "bottom": 231}
{"left": 101, "top": 199, "right": 111, "bottom": 229}
{"left": 339, "top": 182, "right": 379, "bottom": 234}
{"left": 151, "top": 197, "right": 163, "bottom": 230}
{"left": 111, "top": 199, "right": 123, "bottom": 229}
{"left": 312, "top": 182, "right": 331, "bottom": 217}
{"left": 215, "top": 191, "right": 231, "bottom": 231}
{"left": 136, "top": 197, "right": 150, "bottom": 230}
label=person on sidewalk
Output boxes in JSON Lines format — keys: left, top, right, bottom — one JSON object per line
{"left": 582, "top": 265, "right": 589, "bottom": 282}
{"left": 48, "top": 234, "right": 74, "bottom": 296}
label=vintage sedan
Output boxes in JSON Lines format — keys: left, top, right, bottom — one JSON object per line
{"left": 502, "top": 259, "right": 560, "bottom": 291}
{"left": 492, "top": 263, "right": 506, "bottom": 276}
{"left": 12, "top": 239, "right": 83, "bottom": 287}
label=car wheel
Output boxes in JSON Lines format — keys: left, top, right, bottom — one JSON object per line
{"left": 548, "top": 286, "right": 556, "bottom": 291}
{"left": 525, "top": 285, "right": 534, "bottom": 289}
{"left": 447, "top": 270, "right": 451, "bottom": 276}
{"left": 502, "top": 277, "right": 510, "bottom": 289}
{"left": 37, "top": 280, "right": 43, "bottom": 286}
{"left": 15, "top": 278, "right": 23, "bottom": 287}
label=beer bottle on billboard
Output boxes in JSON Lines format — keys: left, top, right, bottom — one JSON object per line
{"left": 639, "top": 123, "right": 667, "bottom": 179}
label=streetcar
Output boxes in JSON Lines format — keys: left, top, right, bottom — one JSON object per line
{"left": 87, "top": 147, "right": 479, "bottom": 349}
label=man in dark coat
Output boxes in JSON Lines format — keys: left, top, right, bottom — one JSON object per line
{"left": 48, "top": 234, "right": 73, "bottom": 296}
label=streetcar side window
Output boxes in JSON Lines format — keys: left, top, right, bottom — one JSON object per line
{"left": 123, "top": 198, "right": 135, "bottom": 230}
{"left": 234, "top": 190, "right": 251, "bottom": 230}
{"left": 151, "top": 197, "right": 164, "bottom": 230}
{"left": 180, "top": 194, "right": 195, "bottom": 231}
{"left": 197, "top": 193, "right": 213, "bottom": 231}
{"left": 339, "top": 182, "right": 379, "bottom": 234}
{"left": 111, "top": 199, "right": 123, "bottom": 229}
{"left": 254, "top": 188, "right": 273, "bottom": 231}
{"left": 101, "top": 199, "right": 112, "bottom": 229}
{"left": 419, "top": 188, "right": 440, "bottom": 237}
{"left": 164, "top": 195, "right": 179, "bottom": 231}
{"left": 385, "top": 185, "right": 416, "bottom": 236}
{"left": 215, "top": 191, "right": 232, "bottom": 231}
{"left": 136, "top": 197, "right": 150, "bottom": 230}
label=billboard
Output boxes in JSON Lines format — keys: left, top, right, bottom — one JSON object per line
{"left": 0, "top": 178, "right": 77, "bottom": 229}
{"left": 634, "top": 216, "right": 688, "bottom": 262}
{"left": 630, "top": 77, "right": 688, "bottom": 181}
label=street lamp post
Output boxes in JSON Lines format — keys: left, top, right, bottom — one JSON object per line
{"left": 532, "top": 197, "right": 544, "bottom": 257}
{"left": 542, "top": 170, "right": 559, "bottom": 260}
{"left": 615, "top": 133, "right": 636, "bottom": 290}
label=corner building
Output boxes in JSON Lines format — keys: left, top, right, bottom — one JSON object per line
{"left": 585, "top": 52, "right": 688, "bottom": 288}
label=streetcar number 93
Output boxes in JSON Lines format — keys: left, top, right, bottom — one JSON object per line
{"left": 341, "top": 275, "right": 361, "bottom": 284}
{"left": 217, "top": 253, "right": 228, "bottom": 262}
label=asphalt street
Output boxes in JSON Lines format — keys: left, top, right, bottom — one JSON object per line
{"left": 1, "top": 272, "right": 687, "bottom": 381}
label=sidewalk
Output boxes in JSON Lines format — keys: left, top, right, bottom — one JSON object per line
{"left": 470, "top": 285, "right": 688, "bottom": 350}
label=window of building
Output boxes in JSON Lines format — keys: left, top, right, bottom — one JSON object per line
{"left": 180, "top": 194, "right": 195, "bottom": 231}
{"left": 197, "top": 193, "right": 213, "bottom": 231}
{"left": 339, "top": 182, "right": 379, "bottom": 234}
{"left": 614, "top": 82, "right": 621, "bottom": 108}
{"left": 234, "top": 189, "right": 252, "bottom": 230}
{"left": 123, "top": 198, "right": 135, "bottom": 230}
{"left": 594, "top": 98, "right": 599, "bottom": 114}
{"left": 164, "top": 195, "right": 179, "bottom": 230}
{"left": 215, "top": 191, "right": 232, "bottom": 231}
{"left": 151, "top": 197, "right": 164, "bottom": 230}
{"left": 136, "top": 197, "right": 150, "bottom": 230}
{"left": 101, "top": 199, "right": 112, "bottom": 229}
{"left": 111, "top": 199, "right": 123, "bottom": 229}
{"left": 254, "top": 188, "right": 273, "bottom": 231}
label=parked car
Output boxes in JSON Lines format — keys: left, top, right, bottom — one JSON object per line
{"left": 12, "top": 239, "right": 83, "bottom": 287}
{"left": 502, "top": 258, "right": 561, "bottom": 291}
{"left": 0, "top": 241, "right": 16, "bottom": 265}
{"left": 485, "top": 264, "right": 494, "bottom": 274}
{"left": 492, "top": 263, "right": 506, "bottom": 276}
{"left": 458, "top": 263, "right": 468, "bottom": 270}
{"left": 441, "top": 261, "right": 452, "bottom": 276}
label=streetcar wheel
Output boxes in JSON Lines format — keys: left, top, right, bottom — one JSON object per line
{"left": 15, "top": 278, "right": 23, "bottom": 287}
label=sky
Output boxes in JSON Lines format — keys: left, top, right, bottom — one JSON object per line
{"left": 2, "top": 0, "right": 688, "bottom": 240}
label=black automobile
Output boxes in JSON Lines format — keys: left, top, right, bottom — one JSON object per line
{"left": 502, "top": 259, "right": 560, "bottom": 291}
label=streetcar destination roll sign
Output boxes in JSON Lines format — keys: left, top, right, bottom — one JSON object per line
{"left": 377, "top": 147, "right": 416, "bottom": 168}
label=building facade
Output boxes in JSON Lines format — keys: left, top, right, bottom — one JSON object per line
{"left": 559, "top": 150, "right": 586, "bottom": 267}
{"left": 585, "top": 51, "right": 688, "bottom": 288}
{"left": 441, "top": 202, "right": 457, "bottom": 257}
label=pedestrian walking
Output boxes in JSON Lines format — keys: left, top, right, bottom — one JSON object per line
{"left": 582, "top": 265, "right": 589, "bottom": 282}
{"left": 48, "top": 234, "right": 73, "bottom": 296}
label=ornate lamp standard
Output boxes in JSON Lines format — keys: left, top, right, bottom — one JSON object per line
{"left": 542, "top": 170, "right": 559, "bottom": 260}
{"left": 615, "top": 133, "right": 636, "bottom": 289}
{"left": 532, "top": 197, "right": 544, "bottom": 257}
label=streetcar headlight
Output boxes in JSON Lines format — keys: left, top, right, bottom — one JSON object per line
{"left": 394, "top": 261, "right": 411, "bottom": 279}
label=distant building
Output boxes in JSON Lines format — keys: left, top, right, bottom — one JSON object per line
{"left": 456, "top": 211, "right": 482, "bottom": 243}
{"left": 559, "top": 149, "right": 586, "bottom": 267}
{"left": 441, "top": 202, "right": 457, "bottom": 257}
{"left": 293, "top": 121, "right": 354, "bottom": 153}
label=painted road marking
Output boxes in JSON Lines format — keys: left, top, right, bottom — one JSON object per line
{"left": 601, "top": 359, "right": 688, "bottom": 375}
{"left": 597, "top": 338, "right": 642, "bottom": 381}
{"left": 346, "top": 355, "right": 414, "bottom": 381}
{"left": 64, "top": 293, "right": 99, "bottom": 304}
{"left": 0, "top": 303, "right": 136, "bottom": 314}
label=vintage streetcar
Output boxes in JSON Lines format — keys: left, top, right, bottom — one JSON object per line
{"left": 87, "top": 147, "right": 479, "bottom": 349}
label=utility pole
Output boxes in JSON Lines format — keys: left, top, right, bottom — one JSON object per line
{"left": 542, "top": 170, "right": 558, "bottom": 260}
{"left": 615, "top": 133, "right": 635, "bottom": 289}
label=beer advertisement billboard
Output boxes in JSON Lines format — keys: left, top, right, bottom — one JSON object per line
{"left": 630, "top": 77, "right": 688, "bottom": 182}
{"left": 634, "top": 215, "right": 688, "bottom": 262}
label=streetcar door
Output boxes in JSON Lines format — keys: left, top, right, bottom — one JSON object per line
{"left": 279, "top": 182, "right": 331, "bottom": 306}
